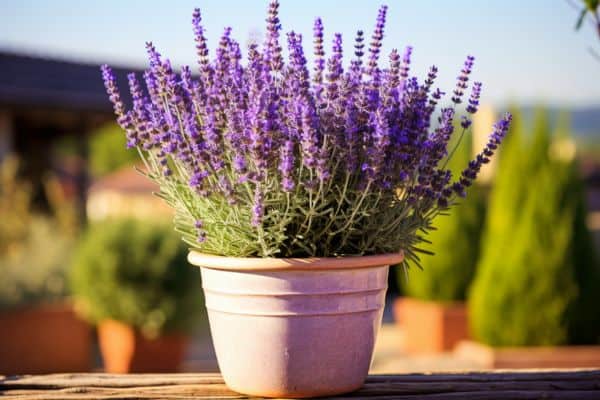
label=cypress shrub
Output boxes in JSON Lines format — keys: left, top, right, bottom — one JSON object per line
{"left": 469, "top": 110, "right": 600, "bottom": 346}
{"left": 399, "top": 133, "right": 485, "bottom": 302}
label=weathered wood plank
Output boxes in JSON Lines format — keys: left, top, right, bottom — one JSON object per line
{"left": 6, "top": 380, "right": 599, "bottom": 396}
{"left": 1, "top": 370, "right": 599, "bottom": 399}
{"left": 3, "top": 369, "right": 600, "bottom": 388}
{"left": 366, "top": 369, "right": 600, "bottom": 382}
{"left": 0, "top": 373, "right": 225, "bottom": 389}
{"left": 335, "top": 391, "right": 600, "bottom": 400}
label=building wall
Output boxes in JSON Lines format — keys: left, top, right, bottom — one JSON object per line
{"left": 0, "top": 110, "right": 14, "bottom": 161}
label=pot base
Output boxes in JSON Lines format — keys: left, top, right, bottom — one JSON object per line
{"left": 208, "top": 308, "right": 382, "bottom": 398}
{"left": 197, "top": 260, "right": 399, "bottom": 398}
{"left": 227, "top": 381, "right": 364, "bottom": 399}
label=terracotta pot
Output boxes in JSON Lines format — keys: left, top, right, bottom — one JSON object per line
{"left": 394, "top": 297, "right": 469, "bottom": 353}
{"left": 0, "top": 302, "right": 92, "bottom": 374}
{"left": 98, "top": 319, "right": 188, "bottom": 373}
{"left": 188, "top": 251, "right": 404, "bottom": 398}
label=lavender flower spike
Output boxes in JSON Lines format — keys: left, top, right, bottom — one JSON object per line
{"left": 467, "top": 81, "right": 482, "bottom": 114}
{"left": 312, "top": 17, "right": 325, "bottom": 85}
{"left": 264, "top": 0, "right": 283, "bottom": 73}
{"left": 453, "top": 112, "right": 512, "bottom": 196}
{"left": 367, "top": 5, "right": 388, "bottom": 75}
{"left": 102, "top": 65, "right": 137, "bottom": 147}
{"left": 452, "top": 55, "right": 475, "bottom": 104}
{"left": 279, "top": 139, "right": 295, "bottom": 192}
{"left": 101, "top": 65, "right": 126, "bottom": 122}
{"left": 252, "top": 186, "right": 265, "bottom": 227}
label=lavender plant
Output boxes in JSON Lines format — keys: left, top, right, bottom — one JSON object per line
{"left": 101, "top": 1, "right": 511, "bottom": 263}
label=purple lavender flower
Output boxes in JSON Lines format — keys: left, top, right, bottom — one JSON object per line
{"left": 192, "top": 9, "right": 209, "bottom": 64}
{"left": 312, "top": 17, "right": 325, "bottom": 85}
{"left": 247, "top": 92, "right": 270, "bottom": 180}
{"left": 467, "top": 81, "right": 482, "bottom": 114}
{"left": 461, "top": 115, "right": 472, "bottom": 129}
{"left": 452, "top": 55, "right": 475, "bottom": 105}
{"left": 424, "top": 65, "right": 438, "bottom": 91}
{"left": 350, "top": 30, "right": 365, "bottom": 76}
{"left": 287, "top": 31, "right": 310, "bottom": 96}
{"left": 264, "top": 0, "right": 283, "bottom": 73}
{"left": 367, "top": 5, "right": 388, "bottom": 76}
{"left": 102, "top": 65, "right": 138, "bottom": 147}
{"left": 252, "top": 186, "right": 264, "bottom": 227}
{"left": 126, "top": 73, "right": 150, "bottom": 147}
{"left": 233, "top": 154, "right": 247, "bottom": 175}
{"left": 101, "top": 65, "right": 126, "bottom": 122}
{"left": 343, "top": 96, "right": 360, "bottom": 172}
{"left": 190, "top": 170, "right": 209, "bottom": 190}
{"left": 388, "top": 49, "right": 401, "bottom": 88}
{"left": 143, "top": 69, "right": 160, "bottom": 105}
{"left": 99, "top": 2, "right": 511, "bottom": 256}
{"left": 325, "top": 33, "right": 343, "bottom": 103}
{"left": 452, "top": 112, "right": 512, "bottom": 196}
{"left": 192, "top": 7, "right": 212, "bottom": 88}
{"left": 196, "top": 230, "right": 207, "bottom": 243}
{"left": 279, "top": 140, "right": 295, "bottom": 191}
{"left": 400, "top": 46, "right": 413, "bottom": 81}
{"left": 300, "top": 101, "right": 319, "bottom": 170}
{"left": 364, "top": 110, "right": 390, "bottom": 180}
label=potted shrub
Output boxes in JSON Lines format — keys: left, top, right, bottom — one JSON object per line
{"left": 100, "top": 1, "right": 511, "bottom": 396}
{"left": 396, "top": 133, "right": 485, "bottom": 353}
{"left": 70, "top": 218, "right": 202, "bottom": 373}
{"left": 0, "top": 156, "right": 91, "bottom": 374}
{"left": 461, "top": 110, "right": 600, "bottom": 368}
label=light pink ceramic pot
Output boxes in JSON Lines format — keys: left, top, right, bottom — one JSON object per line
{"left": 188, "top": 252, "right": 404, "bottom": 398}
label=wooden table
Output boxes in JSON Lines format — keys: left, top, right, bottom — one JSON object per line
{"left": 1, "top": 370, "right": 599, "bottom": 399}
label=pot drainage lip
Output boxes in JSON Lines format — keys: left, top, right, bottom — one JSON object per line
{"left": 188, "top": 251, "right": 405, "bottom": 271}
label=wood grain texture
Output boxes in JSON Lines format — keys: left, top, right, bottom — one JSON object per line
{"left": 1, "top": 370, "right": 599, "bottom": 399}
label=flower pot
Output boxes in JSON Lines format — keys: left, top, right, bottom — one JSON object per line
{"left": 0, "top": 302, "right": 92, "bottom": 374}
{"left": 188, "top": 251, "right": 404, "bottom": 398}
{"left": 393, "top": 297, "right": 469, "bottom": 353}
{"left": 98, "top": 319, "right": 188, "bottom": 373}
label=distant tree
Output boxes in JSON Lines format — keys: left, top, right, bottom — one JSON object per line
{"left": 89, "top": 123, "right": 138, "bottom": 176}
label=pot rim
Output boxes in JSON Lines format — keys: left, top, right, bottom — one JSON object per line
{"left": 188, "top": 250, "right": 404, "bottom": 271}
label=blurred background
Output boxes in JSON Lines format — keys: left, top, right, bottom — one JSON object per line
{"left": 0, "top": 0, "right": 599, "bottom": 374}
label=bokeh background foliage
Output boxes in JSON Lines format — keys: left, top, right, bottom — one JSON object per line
{"left": 469, "top": 109, "right": 600, "bottom": 346}
{"left": 0, "top": 156, "right": 77, "bottom": 309}
{"left": 70, "top": 218, "right": 202, "bottom": 338}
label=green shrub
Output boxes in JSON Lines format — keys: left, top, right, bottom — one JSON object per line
{"left": 89, "top": 123, "right": 138, "bottom": 176}
{"left": 0, "top": 156, "right": 76, "bottom": 309}
{"left": 0, "top": 155, "right": 33, "bottom": 256}
{"left": 469, "top": 110, "right": 600, "bottom": 346}
{"left": 399, "top": 133, "right": 485, "bottom": 302}
{"left": 70, "top": 219, "right": 202, "bottom": 338}
{"left": 0, "top": 217, "right": 74, "bottom": 309}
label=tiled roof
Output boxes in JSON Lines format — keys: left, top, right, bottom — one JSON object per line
{"left": 0, "top": 51, "right": 140, "bottom": 113}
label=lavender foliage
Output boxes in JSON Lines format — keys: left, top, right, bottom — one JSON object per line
{"left": 101, "top": 1, "right": 511, "bottom": 262}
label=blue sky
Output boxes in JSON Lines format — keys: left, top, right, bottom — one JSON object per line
{"left": 1, "top": 0, "right": 599, "bottom": 107}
